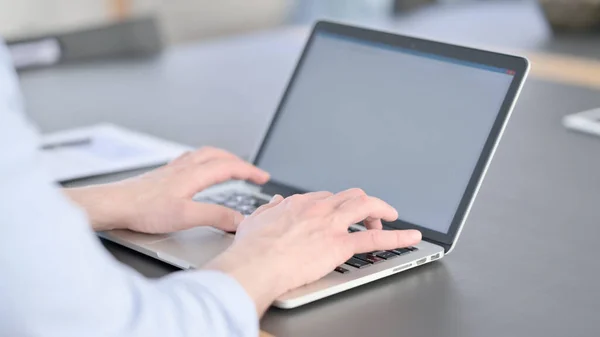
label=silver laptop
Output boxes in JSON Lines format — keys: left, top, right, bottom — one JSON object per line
{"left": 101, "top": 21, "right": 529, "bottom": 309}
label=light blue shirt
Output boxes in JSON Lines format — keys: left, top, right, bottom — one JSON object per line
{"left": 0, "top": 41, "right": 258, "bottom": 337}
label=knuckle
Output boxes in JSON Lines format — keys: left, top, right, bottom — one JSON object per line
{"left": 322, "top": 191, "right": 335, "bottom": 197}
{"left": 358, "top": 194, "right": 370, "bottom": 203}
{"left": 287, "top": 194, "right": 304, "bottom": 203}
{"left": 348, "top": 188, "right": 366, "bottom": 196}
{"left": 285, "top": 194, "right": 300, "bottom": 205}
{"left": 198, "top": 146, "right": 216, "bottom": 154}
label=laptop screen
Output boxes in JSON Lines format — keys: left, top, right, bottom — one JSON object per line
{"left": 255, "top": 31, "right": 515, "bottom": 235}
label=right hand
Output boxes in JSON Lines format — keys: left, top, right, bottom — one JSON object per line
{"left": 205, "top": 188, "right": 422, "bottom": 315}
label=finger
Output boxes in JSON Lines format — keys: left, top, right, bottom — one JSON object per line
{"left": 253, "top": 191, "right": 333, "bottom": 216}
{"left": 191, "top": 158, "right": 270, "bottom": 190}
{"left": 364, "top": 217, "right": 383, "bottom": 230}
{"left": 182, "top": 202, "right": 245, "bottom": 231}
{"left": 187, "top": 146, "right": 240, "bottom": 164}
{"left": 252, "top": 194, "right": 284, "bottom": 216}
{"left": 336, "top": 195, "right": 398, "bottom": 226}
{"left": 294, "top": 191, "right": 334, "bottom": 201}
{"left": 325, "top": 188, "right": 367, "bottom": 208}
{"left": 347, "top": 229, "right": 422, "bottom": 254}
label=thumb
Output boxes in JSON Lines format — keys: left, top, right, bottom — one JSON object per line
{"left": 182, "top": 202, "right": 245, "bottom": 231}
{"left": 252, "top": 194, "right": 284, "bottom": 216}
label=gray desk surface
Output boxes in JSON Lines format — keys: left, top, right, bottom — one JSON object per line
{"left": 19, "top": 5, "right": 600, "bottom": 337}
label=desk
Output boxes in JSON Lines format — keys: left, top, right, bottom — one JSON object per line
{"left": 20, "top": 23, "right": 600, "bottom": 337}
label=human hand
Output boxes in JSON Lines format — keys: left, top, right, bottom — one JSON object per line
{"left": 205, "top": 188, "right": 422, "bottom": 315}
{"left": 65, "top": 147, "right": 270, "bottom": 233}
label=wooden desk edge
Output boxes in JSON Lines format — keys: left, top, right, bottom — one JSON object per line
{"left": 524, "top": 51, "right": 600, "bottom": 91}
{"left": 260, "top": 330, "right": 275, "bottom": 337}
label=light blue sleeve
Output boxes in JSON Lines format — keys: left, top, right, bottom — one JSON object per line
{"left": 0, "top": 41, "right": 259, "bottom": 337}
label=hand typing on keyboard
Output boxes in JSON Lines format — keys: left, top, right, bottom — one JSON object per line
{"left": 65, "top": 147, "right": 270, "bottom": 234}
{"left": 205, "top": 188, "right": 422, "bottom": 315}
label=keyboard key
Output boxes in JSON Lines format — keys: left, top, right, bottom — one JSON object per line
{"left": 208, "top": 193, "right": 269, "bottom": 212}
{"left": 345, "top": 257, "right": 371, "bottom": 269}
{"left": 213, "top": 194, "right": 230, "bottom": 203}
{"left": 334, "top": 266, "right": 349, "bottom": 274}
{"left": 354, "top": 253, "right": 384, "bottom": 264}
{"left": 239, "top": 205, "right": 256, "bottom": 215}
{"left": 240, "top": 199, "right": 256, "bottom": 206}
{"left": 375, "top": 251, "right": 399, "bottom": 260}
{"left": 390, "top": 248, "right": 411, "bottom": 256}
{"left": 231, "top": 195, "right": 245, "bottom": 203}
{"left": 348, "top": 227, "right": 361, "bottom": 233}
{"left": 407, "top": 246, "right": 418, "bottom": 251}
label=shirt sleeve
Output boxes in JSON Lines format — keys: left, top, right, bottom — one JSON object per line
{"left": 0, "top": 41, "right": 258, "bottom": 337}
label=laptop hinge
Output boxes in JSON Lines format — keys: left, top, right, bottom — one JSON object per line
{"left": 423, "top": 237, "right": 451, "bottom": 253}
{"left": 380, "top": 224, "right": 452, "bottom": 253}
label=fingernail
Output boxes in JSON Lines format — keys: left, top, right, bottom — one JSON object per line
{"left": 270, "top": 194, "right": 282, "bottom": 203}
{"left": 408, "top": 230, "right": 422, "bottom": 241}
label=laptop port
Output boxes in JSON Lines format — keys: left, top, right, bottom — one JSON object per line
{"left": 416, "top": 257, "right": 428, "bottom": 266}
{"left": 430, "top": 253, "right": 441, "bottom": 261}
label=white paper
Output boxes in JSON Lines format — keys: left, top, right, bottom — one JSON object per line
{"left": 8, "top": 38, "right": 62, "bottom": 69}
{"left": 40, "top": 123, "right": 193, "bottom": 182}
{"left": 563, "top": 108, "right": 600, "bottom": 138}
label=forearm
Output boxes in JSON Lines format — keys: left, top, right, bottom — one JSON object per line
{"left": 64, "top": 184, "right": 129, "bottom": 231}
{"left": 1, "top": 38, "right": 260, "bottom": 337}
{"left": 4, "top": 176, "right": 259, "bottom": 337}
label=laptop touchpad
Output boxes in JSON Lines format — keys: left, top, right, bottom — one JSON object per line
{"left": 147, "top": 227, "right": 234, "bottom": 268}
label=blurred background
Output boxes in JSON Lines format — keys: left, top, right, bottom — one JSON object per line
{"left": 4, "top": 0, "right": 600, "bottom": 153}
{"left": 2, "top": 0, "right": 599, "bottom": 69}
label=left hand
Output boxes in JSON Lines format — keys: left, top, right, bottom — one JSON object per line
{"left": 65, "top": 147, "right": 270, "bottom": 233}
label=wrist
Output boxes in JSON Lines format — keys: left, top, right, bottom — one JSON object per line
{"left": 205, "top": 245, "right": 288, "bottom": 316}
{"left": 64, "top": 184, "right": 130, "bottom": 231}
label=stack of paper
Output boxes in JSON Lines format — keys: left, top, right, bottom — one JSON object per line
{"left": 40, "top": 123, "right": 193, "bottom": 182}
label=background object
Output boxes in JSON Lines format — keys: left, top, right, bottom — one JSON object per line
{"left": 525, "top": 51, "right": 600, "bottom": 89}
{"left": 7, "top": 17, "right": 162, "bottom": 70}
{"left": 290, "top": 0, "right": 393, "bottom": 24}
{"left": 538, "top": 0, "right": 600, "bottom": 32}
{"left": 393, "top": 0, "right": 437, "bottom": 13}
{"left": 40, "top": 123, "right": 191, "bottom": 182}
{"left": 157, "top": 0, "right": 291, "bottom": 44}
{"left": 0, "top": 0, "right": 290, "bottom": 45}
{"left": 563, "top": 107, "right": 600, "bottom": 137}
{"left": 8, "top": 38, "right": 62, "bottom": 69}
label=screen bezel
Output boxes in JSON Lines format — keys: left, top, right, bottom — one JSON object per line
{"left": 252, "top": 20, "right": 529, "bottom": 249}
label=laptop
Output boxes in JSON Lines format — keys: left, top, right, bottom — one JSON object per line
{"left": 101, "top": 21, "right": 529, "bottom": 309}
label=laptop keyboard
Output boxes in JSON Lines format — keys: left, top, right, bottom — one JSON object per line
{"left": 201, "top": 192, "right": 417, "bottom": 274}
{"left": 200, "top": 192, "right": 269, "bottom": 215}
{"left": 340, "top": 226, "right": 418, "bottom": 273}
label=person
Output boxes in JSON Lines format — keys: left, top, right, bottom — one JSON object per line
{"left": 0, "top": 40, "right": 421, "bottom": 337}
